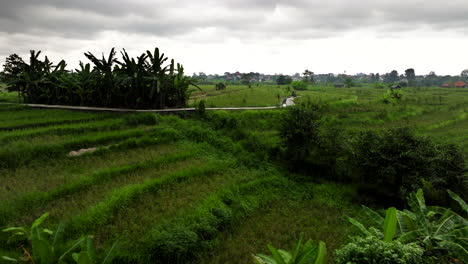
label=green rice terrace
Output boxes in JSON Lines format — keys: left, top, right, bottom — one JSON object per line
{"left": 0, "top": 84, "right": 467, "bottom": 263}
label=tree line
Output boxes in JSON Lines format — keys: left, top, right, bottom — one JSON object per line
{"left": 1, "top": 48, "right": 199, "bottom": 109}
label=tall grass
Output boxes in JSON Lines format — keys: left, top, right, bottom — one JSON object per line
{"left": 0, "top": 151, "right": 197, "bottom": 226}
{"left": 0, "top": 118, "right": 124, "bottom": 144}
{"left": 0, "top": 127, "right": 154, "bottom": 169}
{"left": 121, "top": 176, "right": 291, "bottom": 263}
{"left": 67, "top": 161, "right": 232, "bottom": 235}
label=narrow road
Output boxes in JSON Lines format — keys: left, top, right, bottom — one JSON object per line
{"left": 1, "top": 97, "right": 297, "bottom": 112}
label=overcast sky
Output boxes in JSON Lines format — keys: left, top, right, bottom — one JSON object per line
{"left": 0, "top": 0, "right": 467, "bottom": 76}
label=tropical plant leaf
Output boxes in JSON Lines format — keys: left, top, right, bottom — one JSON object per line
{"left": 361, "top": 205, "right": 384, "bottom": 227}
{"left": 447, "top": 189, "right": 468, "bottom": 215}
{"left": 101, "top": 241, "right": 119, "bottom": 264}
{"left": 267, "top": 245, "right": 287, "bottom": 264}
{"left": 254, "top": 254, "right": 277, "bottom": 264}
{"left": 314, "top": 241, "right": 326, "bottom": 264}
{"left": 2, "top": 227, "right": 25, "bottom": 233}
{"left": 383, "top": 207, "right": 397, "bottom": 242}
{"left": 291, "top": 235, "right": 303, "bottom": 261}
{"left": 347, "top": 217, "right": 371, "bottom": 236}
{"left": 52, "top": 222, "right": 65, "bottom": 247}
{"left": 1, "top": 256, "right": 18, "bottom": 263}
{"left": 58, "top": 237, "right": 86, "bottom": 261}
{"left": 31, "top": 212, "right": 49, "bottom": 229}
{"left": 35, "top": 239, "right": 54, "bottom": 264}
{"left": 295, "top": 240, "right": 317, "bottom": 264}
{"left": 85, "top": 236, "right": 97, "bottom": 262}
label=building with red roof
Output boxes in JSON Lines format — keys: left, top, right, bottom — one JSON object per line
{"left": 453, "top": 81, "right": 467, "bottom": 88}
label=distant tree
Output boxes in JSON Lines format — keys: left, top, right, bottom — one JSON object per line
{"left": 384, "top": 70, "right": 399, "bottom": 83}
{"left": 198, "top": 72, "right": 207, "bottom": 80}
{"left": 405, "top": 68, "right": 416, "bottom": 87}
{"left": 461, "top": 69, "right": 468, "bottom": 81}
{"left": 303, "top": 69, "right": 314, "bottom": 83}
{"left": 241, "top": 73, "right": 252, "bottom": 85}
{"left": 276, "top": 74, "right": 292, "bottom": 85}
{"left": 344, "top": 77, "right": 355, "bottom": 88}
{"left": 423, "top": 71, "right": 438, "bottom": 86}
{"left": 2, "top": 54, "right": 25, "bottom": 89}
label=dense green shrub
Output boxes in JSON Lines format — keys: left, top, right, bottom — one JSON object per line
{"left": 206, "top": 110, "right": 238, "bottom": 130}
{"left": 350, "top": 127, "right": 466, "bottom": 203}
{"left": 290, "top": 80, "right": 308, "bottom": 90}
{"left": 277, "top": 102, "right": 347, "bottom": 178}
{"left": 123, "top": 113, "right": 158, "bottom": 126}
{"left": 195, "top": 100, "right": 206, "bottom": 116}
{"left": 277, "top": 102, "right": 324, "bottom": 166}
{"left": 335, "top": 235, "right": 424, "bottom": 264}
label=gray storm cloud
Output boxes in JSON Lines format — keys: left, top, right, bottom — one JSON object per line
{"left": 1, "top": 0, "right": 467, "bottom": 39}
{"left": 0, "top": 0, "right": 467, "bottom": 75}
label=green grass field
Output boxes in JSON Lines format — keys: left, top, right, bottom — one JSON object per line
{"left": 191, "top": 85, "right": 468, "bottom": 154}
{"left": 0, "top": 85, "right": 466, "bottom": 263}
{"left": 0, "top": 105, "right": 361, "bottom": 263}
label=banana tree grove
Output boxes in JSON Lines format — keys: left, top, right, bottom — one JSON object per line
{"left": 8, "top": 47, "right": 199, "bottom": 109}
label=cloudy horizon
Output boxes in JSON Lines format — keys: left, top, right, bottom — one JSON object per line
{"left": 1, "top": 0, "right": 467, "bottom": 76}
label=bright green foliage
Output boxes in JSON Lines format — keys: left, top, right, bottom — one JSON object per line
{"left": 335, "top": 235, "right": 424, "bottom": 264}
{"left": 254, "top": 236, "right": 327, "bottom": 264}
{"left": 346, "top": 189, "right": 468, "bottom": 262}
{"left": 397, "top": 190, "right": 468, "bottom": 261}
{"left": 382, "top": 88, "right": 403, "bottom": 104}
{"left": 8, "top": 48, "right": 200, "bottom": 109}
{"left": 382, "top": 207, "right": 398, "bottom": 242}
{"left": 2, "top": 213, "right": 118, "bottom": 264}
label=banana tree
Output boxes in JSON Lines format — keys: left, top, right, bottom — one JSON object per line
{"left": 254, "top": 236, "right": 326, "bottom": 264}
{"left": 145, "top": 48, "right": 169, "bottom": 108}
{"left": 348, "top": 189, "right": 468, "bottom": 261}
{"left": 116, "top": 49, "right": 148, "bottom": 107}
{"left": 84, "top": 48, "right": 119, "bottom": 107}
{"left": 2, "top": 213, "right": 118, "bottom": 264}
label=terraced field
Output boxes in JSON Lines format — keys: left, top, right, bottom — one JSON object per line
{"left": 1, "top": 85, "right": 466, "bottom": 263}
{"left": 0, "top": 104, "right": 358, "bottom": 263}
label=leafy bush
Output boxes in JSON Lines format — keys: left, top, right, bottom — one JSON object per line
{"left": 195, "top": 100, "right": 206, "bottom": 116}
{"left": 291, "top": 80, "right": 308, "bottom": 90}
{"left": 335, "top": 235, "right": 424, "bottom": 264}
{"left": 277, "top": 103, "right": 347, "bottom": 178}
{"left": 350, "top": 127, "right": 466, "bottom": 203}
{"left": 277, "top": 102, "right": 324, "bottom": 166}
{"left": 123, "top": 113, "right": 157, "bottom": 126}
{"left": 215, "top": 82, "right": 226, "bottom": 90}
